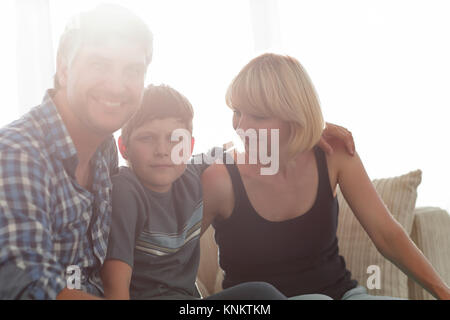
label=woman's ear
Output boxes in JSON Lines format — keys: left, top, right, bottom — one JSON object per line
{"left": 118, "top": 136, "right": 128, "bottom": 160}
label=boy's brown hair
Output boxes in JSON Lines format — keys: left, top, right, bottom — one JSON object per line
{"left": 121, "top": 84, "right": 194, "bottom": 147}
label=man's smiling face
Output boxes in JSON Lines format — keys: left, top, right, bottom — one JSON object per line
{"left": 64, "top": 38, "right": 147, "bottom": 136}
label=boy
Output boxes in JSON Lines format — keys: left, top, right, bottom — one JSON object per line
{"left": 100, "top": 84, "right": 286, "bottom": 300}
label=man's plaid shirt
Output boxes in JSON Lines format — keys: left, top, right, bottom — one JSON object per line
{"left": 0, "top": 91, "right": 118, "bottom": 299}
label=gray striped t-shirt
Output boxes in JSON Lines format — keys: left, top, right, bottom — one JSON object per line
{"left": 106, "top": 163, "right": 207, "bottom": 299}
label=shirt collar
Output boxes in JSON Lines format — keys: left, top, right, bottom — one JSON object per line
{"left": 40, "top": 89, "right": 78, "bottom": 162}
{"left": 39, "top": 89, "right": 114, "bottom": 177}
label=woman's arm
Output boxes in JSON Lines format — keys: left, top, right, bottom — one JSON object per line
{"left": 101, "top": 260, "right": 132, "bottom": 300}
{"left": 333, "top": 147, "right": 450, "bottom": 299}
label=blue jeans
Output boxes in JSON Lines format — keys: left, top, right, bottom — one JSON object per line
{"left": 289, "top": 285, "right": 406, "bottom": 300}
{"left": 206, "top": 282, "right": 287, "bottom": 300}
{"left": 144, "top": 282, "right": 287, "bottom": 300}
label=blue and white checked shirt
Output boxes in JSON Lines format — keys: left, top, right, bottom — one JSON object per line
{"left": 0, "top": 90, "right": 118, "bottom": 299}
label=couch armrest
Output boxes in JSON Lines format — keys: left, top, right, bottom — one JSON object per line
{"left": 409, "top": 207, "right": 450, "bottom": 300}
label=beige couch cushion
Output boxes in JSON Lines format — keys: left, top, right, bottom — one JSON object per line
{"left": 198, "top": 226, "right": 222, "bottom": 297}
{"left": 409, "top": 207, "right": 450, "bottom": 300}
{"left": 336, "top": 169, "right": 422, "bottom": 299}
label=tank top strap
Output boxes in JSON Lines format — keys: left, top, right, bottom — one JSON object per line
{"left": 313, "top": 146, "right": 334, "bottom": 199}
{"left": 222, "top": 148, "right": 334, "bottom": 214}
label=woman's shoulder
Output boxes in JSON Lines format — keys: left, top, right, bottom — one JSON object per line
{"left": 314, "top": 139, "right": 356, "bottom": 194}
{"left": 203, "top": 152, "right": 237, "bottom": 198}
{"left": 202, "top": 159, "right": 232, "bottom": 192}
{"left": 322, "top": 138, "right": 358, "bottom": 167}
{"left": 322, "top": 138, "right": 363, "bottom": 191}
{"left": 201, "top": 156, "right": 237, "bottom": 221}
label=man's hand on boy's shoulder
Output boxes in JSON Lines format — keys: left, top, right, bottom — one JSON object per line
{"left": 318, "top": 122, "right": 355, "bottom": 156}
{"left": 190, "top": 146, "right": 227, "bottom": 177}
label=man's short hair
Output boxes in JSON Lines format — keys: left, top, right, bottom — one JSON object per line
{"left": 121, "top": 84, "right": 194, "bottom": 147}
{"left": 54, "top": 3, "right": 153, "bottom": 89}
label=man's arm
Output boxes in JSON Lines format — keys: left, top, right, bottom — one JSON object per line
{"left": 190, "top": 146, "right": 226, "bottom": 177}
{"left": 0, "top": 148, "right": 82, "bottom": 299}
{"left": 57, "top": 288, "right": 103, "bottom": 300}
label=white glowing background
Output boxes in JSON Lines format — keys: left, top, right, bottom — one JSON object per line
{"left": 1, "top": 0, "right": 449, "bottom": 211}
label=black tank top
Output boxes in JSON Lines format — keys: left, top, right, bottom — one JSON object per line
{"left": 213, "top": 147, "right": 358, "bottom": 299}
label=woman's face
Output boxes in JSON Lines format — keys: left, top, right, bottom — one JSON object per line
{"left": 232, "top": 108, "right": 291, "bottom": 158}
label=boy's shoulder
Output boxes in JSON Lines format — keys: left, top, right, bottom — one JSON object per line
{"left": 111, "top": 166, "right": 145, "bottom": 195}
{"left": 187, "top": 147, "right": 225, "bottom": 178}
{"left": 179, "top": 162, "right": 214, "bottom": 194}
{"left": 174, "top": 164, "right": 203, "bottom": 195}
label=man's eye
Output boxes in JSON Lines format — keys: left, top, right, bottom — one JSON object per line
{"left": 233, "top": 110, "right": 241, "bottom": 116}
{"left": 126, "top": 66, "right": 145, "bottom": 78}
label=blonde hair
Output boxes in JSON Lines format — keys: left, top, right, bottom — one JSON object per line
{"left": 226, "top": 53, "right": 325, "bottom": 157}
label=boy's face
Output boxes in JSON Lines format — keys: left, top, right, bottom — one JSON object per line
{"left": 126, "top": 118, "right": 192, "bottom": 193}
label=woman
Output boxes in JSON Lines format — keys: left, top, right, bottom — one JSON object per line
{"left": 200, "top": 53, "right": 450, "bottom": 300}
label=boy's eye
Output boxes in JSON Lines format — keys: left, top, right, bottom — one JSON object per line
{"left": 233, "top": 110, "right": 241, "bottom": 117}
{"left": 138, "top": 136, "right": 154, "bottom": 142}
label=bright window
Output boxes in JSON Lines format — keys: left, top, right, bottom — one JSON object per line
{"left": 276, "top": 0, "right": 450, "bottom": 210}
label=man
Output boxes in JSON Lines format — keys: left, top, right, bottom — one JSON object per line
{"left": 0, "top": 4, "right": 153, "bottom": 299}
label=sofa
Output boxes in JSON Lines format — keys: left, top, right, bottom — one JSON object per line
{"left": 196, "top": 170, "right": 450, "bottom": 299}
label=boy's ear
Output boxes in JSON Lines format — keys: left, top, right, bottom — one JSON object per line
{"left": 118, "top": 136, "right": 128, "bottom": 160}
{"left": 191, "top": 137, "right": 195, "bottom": 154}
